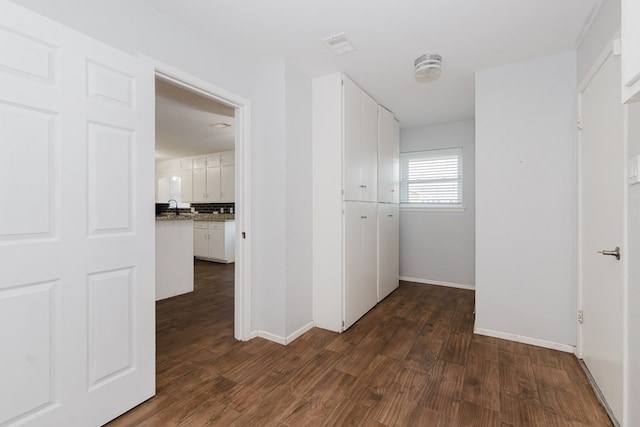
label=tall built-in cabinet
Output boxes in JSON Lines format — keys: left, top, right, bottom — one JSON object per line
{"left": 313, "top": 73, "right": 400, "bottom": 332}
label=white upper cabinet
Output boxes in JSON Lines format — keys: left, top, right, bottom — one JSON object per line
{"left": 162, "top": 151, "right": 234, "bottom": 203}
{"left": 622, "top": 0, "right": 640, "bottom": 102}
{"left": 377, "top": 106, "right": 400, "bottom": 203}
{"left": 221, "top": 164, "right": 235, "bottom": 202}
{"left": 343, "top": 76, "right": 378, "bottom": 202}
{"left": 221, "top": 151, "right": 235, "bottom": 165}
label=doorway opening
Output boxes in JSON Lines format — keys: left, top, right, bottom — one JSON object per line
{"left": 151, "top": 59, "right": 252, "bottom": 342}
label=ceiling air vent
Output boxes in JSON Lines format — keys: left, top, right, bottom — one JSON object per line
{"left": 322, "top": 32, "right": 357, "bottom": 56}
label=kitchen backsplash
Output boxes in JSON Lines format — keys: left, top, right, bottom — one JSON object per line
{"left": 156, "top": 202, "right": 235, "bottom": 215}
{"left": 191, "top": 203, "right": 235, "bottom": 214}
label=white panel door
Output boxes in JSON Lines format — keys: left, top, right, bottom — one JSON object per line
{"left": 580, "top": 52, "right": 624, "bottom": 423}
{"left": 343, "top": 76, "right": 364, "bottom": 201}
{"left": 221, "top": 164, "right": 235, "bottom": 202}
{"left": 360, "top": 92, "right": 378, "bottom": 202}
{"left": 343, "top": 201, "right": 377, "bottom": 330}
{"left": 194, "top": 224, "right": 209, "bottom": 258}
{"left": 193, "top": 167, "right": 207, "bottom": 202}
{"left": 377, "top": 107, "right": 399, "bottom": 203}
{"left": 208, "top": 229, "right": 225, "bottom": 260}
{"left": 206, "top": 165, "right": 221, "bottom": 202}
{"left": 378, "top": 203, "right": 399, "bottom": 301}
{"left": 0, "top": 3, "right": 155, "bottom": 426}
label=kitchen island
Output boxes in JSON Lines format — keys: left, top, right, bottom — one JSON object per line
{"left": 155, "top": 214, "right": 194, "bottom": 301}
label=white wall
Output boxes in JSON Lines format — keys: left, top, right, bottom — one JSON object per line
{"left": 475, "top": 51, "right": 578, "bottom": 348}
{"left": 253, "top": 62, "right": 287, "bottom": 338}
{"left": 399, "top": 120, "right": 475, "bottom": 287}
{"left": 577, "top": 0, "right": 621, "bottom": 85}
{"left": 284, "top": 63, "right": 313, "bottom": 338}
{"left": 253, "top": 60, "right": 313, "bottom": 341}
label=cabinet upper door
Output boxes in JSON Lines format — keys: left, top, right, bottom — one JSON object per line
{"left": 192, "top": 168, "right": 207, "bottom": 202}
{"left": 377, "top": 106, "right": 400, "bottom": 203}
{"left": 221, "top": 151, "right": 235, "bottom": 166}
{"left": 206, "top": 166, "right": 221, "bottom": 202}
{"left": 361, "top": 93, "right": 378, "bottom": 202}
{"left": 221, "top": 164, "right": 235, "bottom": 202}
{"left": 343, "top": 76, "right": 364, "bottom": 201}
{"left": 343, "top": 76, "right": 378, "bottom": 202}
{"left": 177, "top": 169, "right": 193, "bottom": 202}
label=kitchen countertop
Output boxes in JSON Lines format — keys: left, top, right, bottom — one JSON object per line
{"left": 155, "top": 213, "right": 235, "bottom": 222}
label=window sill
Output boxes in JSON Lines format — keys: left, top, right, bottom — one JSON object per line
{"left": 400, "top": 205, "right": 466, "bottom": 213}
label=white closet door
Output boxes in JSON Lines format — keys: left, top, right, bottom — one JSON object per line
{"left": 378, "top": 203, "right": 399, "bottom": 301}
{"left": 343, "top": 76, "right": 364, "bottom": 201}
{"left": 360, "top": 92, "right": 378, "bottom": 202}
{"left": 343, "top": 202, "right": 377, "bottom": 330}
{"left": 0, "top": 3, "right": 155, "bottom": 426}
{"left": 380, "top": 108, "right": 399, "bottom": 204}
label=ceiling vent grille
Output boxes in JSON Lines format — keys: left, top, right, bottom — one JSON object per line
{"left": 322, "top": 32, "right": 357, "bottom": 56}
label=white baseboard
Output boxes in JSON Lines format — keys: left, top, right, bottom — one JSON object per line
{"left": 256, "top": 330, "right": 286, "bottom": 345}
{"left": 474, "top": 327, "right": 575, "bottom": 353}
{"left": 286, "top": 321, "right": 315, "bottom": 344}
{"left": 254, "top": 321, "right": 315, "bottom": 346}
{"left": 400, "top": 276, "right": 475, "bottom": 291}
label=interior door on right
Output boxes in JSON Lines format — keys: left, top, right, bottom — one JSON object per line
{"left": 580, "top": 51, "right": 625, "bottom": 423}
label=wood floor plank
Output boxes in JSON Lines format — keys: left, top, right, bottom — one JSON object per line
{"left": 106, "top": 261, "right": 613, "bottom": 427}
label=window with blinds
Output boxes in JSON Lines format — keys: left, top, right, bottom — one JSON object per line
{"left": 400, "top": 148, "right": 463, "bottom": 205}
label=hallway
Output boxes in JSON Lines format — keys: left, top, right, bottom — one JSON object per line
{"left": 107, "top": 261, "right": 611, "bottom": 426}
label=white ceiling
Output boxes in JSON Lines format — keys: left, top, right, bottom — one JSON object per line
{"left": 147, "top": 0, "right": 602, "bottom": 129}
{"left": 155, "top": 79, "right": 235, "bottom": 160}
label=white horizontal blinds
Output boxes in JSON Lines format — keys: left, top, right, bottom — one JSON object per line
{"left": 400, "top": 148, "right": 462, "bottom": 204}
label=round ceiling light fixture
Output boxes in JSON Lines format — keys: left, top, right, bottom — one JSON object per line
{"left": 414, "top": 54, "right": 442, "bottom": 83}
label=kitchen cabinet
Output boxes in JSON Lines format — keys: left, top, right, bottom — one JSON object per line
{"left": 192, "top": 152, "right": 235, "bottom": 202}
{"left": 622, "top": 0, "right": 640, "bottom": 102}
{"left": 155, "top": 156, "right": 193, "bottom": 203}
{"left": 378, "top": 203, "right": 399, "bottom": 301}
{"left": 221, "top": 164, "right": 235, "bottom": 202}
{"left": 377, "top": 106, "right": 400, "bottom": 203}
{"left": 312, "top": 73, "right": 399, "bottom": 333}
{"left": 343, "top": 76, "right": 378, "bottom": 202}
{"left": 193, "top": 221, "right": 235, "bottom": 263}
{"left": 155, "top": 170, "right": 192, "bottom": 203}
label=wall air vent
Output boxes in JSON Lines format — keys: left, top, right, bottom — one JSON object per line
{"left": 322, "top": 32, "right": 357, "bottom": 56}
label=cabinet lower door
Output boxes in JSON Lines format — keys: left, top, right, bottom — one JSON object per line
{"left": 208, "top": 229, "right": 225, "bottom": 260}
{"left": 378, "top": 203, "right": 399, "bottom": 301}
{"left": 344, "top": 201, "right": 378, "bottom": 330}
{"left": 194, "top": 227, "right": 209, "bottom": 258}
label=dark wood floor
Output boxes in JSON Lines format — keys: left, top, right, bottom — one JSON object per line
{"left": 107, "top": 260, "right": 612, "bottom": 426}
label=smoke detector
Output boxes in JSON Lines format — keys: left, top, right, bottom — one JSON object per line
{"left": 414, "top": 54, "right": 442, "bottom": 83}
{"left": 322, "top": 32, "right": 357, "bottom": 56}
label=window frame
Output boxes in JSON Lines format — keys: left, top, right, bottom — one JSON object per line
{"left": 399, "top": 147, "right": 464, "bottom": 212}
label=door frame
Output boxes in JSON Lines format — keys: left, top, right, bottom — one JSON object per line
{"left": 143, "top": 56, "right": 253, "bottom": 341}
{"left": 576, "top": 33, "right": 628, "bottom": 423}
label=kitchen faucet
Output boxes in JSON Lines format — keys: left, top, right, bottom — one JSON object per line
{"left": 168, "top": 199, "right": 179, "bottom": 215}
